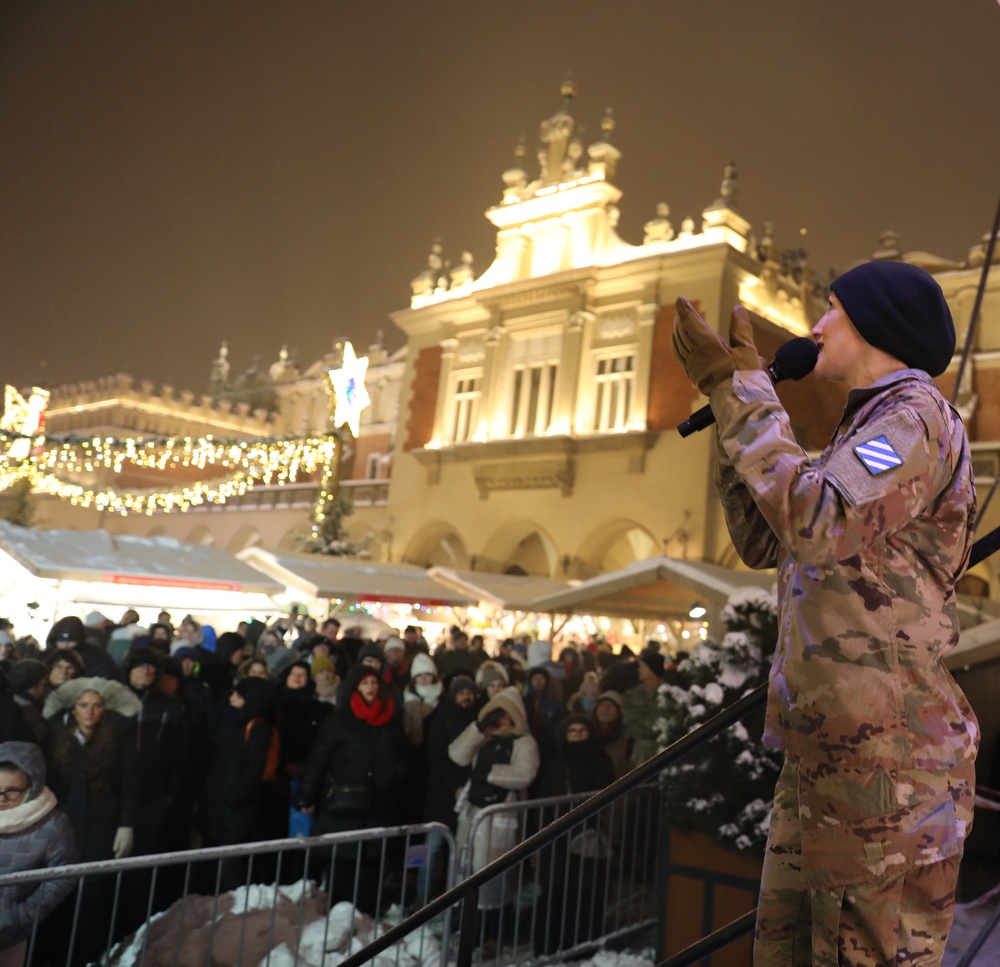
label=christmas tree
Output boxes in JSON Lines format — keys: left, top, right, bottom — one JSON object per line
{"left": 656, "top": 586, "right": 782, "bottom": 851}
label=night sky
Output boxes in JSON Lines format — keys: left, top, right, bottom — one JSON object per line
{"left": 2, "top": 1, "right": 998, "bottom": 395}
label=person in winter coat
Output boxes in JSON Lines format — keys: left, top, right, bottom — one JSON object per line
{"left": 473, "top": 660, "right": 509, "bottom": 711}
{"left": 402, "top": 652, "right": 442, "bottom": 748}
{"left": 0, "top": 675, "right": 23, "bottom": 746}
{"left": 121, "top": 647, "right": 185, "bottom": 855}
{"left": 6, "top": 661, "right": 48, "bottom": 744}
{"left": 43, "top": 677, "right": 140, "bottom": 966}
{"left": 590, "top": 690, "right": 632, "bottom": 780}
{"left": 420, "top": 675, "right": 476, "bottom": 897}
{"left": 294, "top": 664, "right": 407, "bottom": 913}
{"left": 45, "top": 649, "right": 83, "bottom": 690}
{"left": 533, "top": 715, "right": 614, "bottom": 955}
{"left": 0, "top": 742, "right": 77, "bottom": 967}
{"left": 205, "top": 677, "right": 276, "bottom": 852}
{"left": 45, "top": 616, "right": 118, "bottom": 681}
{"left": 449, "top": 686, "right": 539, "bottom": 940}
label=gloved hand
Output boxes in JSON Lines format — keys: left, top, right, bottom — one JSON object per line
{"left": 671, "top": 298, "right": 761, "bottom": 394}
{"left": 477, "top": 708, "right": 505, "bottom": 732}
{"left": 113, "top": 826, "right": 134, "bottom": 859}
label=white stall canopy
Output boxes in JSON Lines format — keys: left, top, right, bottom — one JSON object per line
{"left": 0, "top": 521, "right": 283, "bottom": 636}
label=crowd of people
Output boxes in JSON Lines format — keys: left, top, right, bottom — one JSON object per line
{"left": 0, "top": 607, "right": 680, "bottom": 962}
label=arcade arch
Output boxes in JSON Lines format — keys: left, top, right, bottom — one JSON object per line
{"left": 480, "top": 521, "right": 559, "bottom": 577}
{"left": 184, "top": 525, "right": 215, "bottom": 546}
{"left": 572, "top": 519, "right": 660, "bottom": 579}
{"left": 227, "top": 525, "right": 263, "bottom": 555}
{"left": 401, "top": 522, "right": 469, "bottom": 569}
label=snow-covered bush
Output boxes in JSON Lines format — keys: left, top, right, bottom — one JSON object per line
{"left": 656, "top": 586, "right": 782, "bottom": 851}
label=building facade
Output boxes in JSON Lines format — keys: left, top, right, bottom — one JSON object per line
{"left": 12, "top": 83, "right": 1000, "bottom": 619}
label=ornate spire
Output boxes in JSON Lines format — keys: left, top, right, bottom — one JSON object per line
{"left": 560, "top": 70, "right": 576, "bottom": 112}
{"left": 600, "top": 107, "right": 615, "bottom": 144}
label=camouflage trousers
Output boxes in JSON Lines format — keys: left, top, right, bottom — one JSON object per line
{"left": 754, "top": 753, "right": 975, "bottom": 966}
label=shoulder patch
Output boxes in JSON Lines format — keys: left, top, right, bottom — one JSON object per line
{"left": 853, "top": 435, "right": 903, "bottom": 475}
{"left": 824, "top": 410, "right": 929, "bottom": 507}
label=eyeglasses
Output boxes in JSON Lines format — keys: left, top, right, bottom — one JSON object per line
{"left": 0, "top": 786, "right": 28, "bottom": 803}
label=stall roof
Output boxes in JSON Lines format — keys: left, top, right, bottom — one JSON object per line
{"left": 0, "top": 521, "right": 284, "bottom": 595}
{"left": 529, "top": 555, "right": 775, "bottom": 620}
{"left": 427, "top": 566, "right": 571, "bottom": 611}
{"left": 239, "top": 548, "right": 476, "bottom": 607}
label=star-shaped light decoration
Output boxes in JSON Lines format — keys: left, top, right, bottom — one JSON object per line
{"left": 327, "top": 341, "right": 371, "bottom": 437}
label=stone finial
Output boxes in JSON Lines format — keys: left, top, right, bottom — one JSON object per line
{"left": 450, "top": 251, "right": 475, "bottom": 288}
{"left": 873, "top": 230, "right": 902, "bottom": 260}
{"left": 709, "top": 161, "right": 738, "bottom": 210}
{"left": 502, "top": 135, "right": 529, "bottom": 193}
{"left": 680, "top": 217, "right": 696, "bottom": 237}
{"left": 756, "top": 221, "right": 779, "bottom": 262}
{"left": 411, "top": 239, "right": 445, "bottom": 297}
{"left": 210, "top": 341, "right": 230, "bottom": 386}
{"left": 968, "top": 230, "right": 1000, "bottom": 268}
{"left": 644, "top": 202, "right": 675, "bottom": 244}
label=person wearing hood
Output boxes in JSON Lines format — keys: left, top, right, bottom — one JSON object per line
{"left": 532, "top": 715, "right": 614, "bottom": 955}
{"left": 43, "top": 676, "right": 140, "bottom": 966}
{"left": 590, "top": 690, "right": 632, "bottom": 780}
{"left": 257, "top": 627, "right": 294, "bottom": 677}
{"left": 121, "top": 647, "right": 184, "bottom": 856}
{"left": 449, "top": 686, "right": 539, "bottom": 942}
{"left": 419, "top": 675, "right": 476, "bottom": 898}
{"left": 567, "top": 670, "right": 601, "bottom": 716}
{"left": 0, "top": 741, "right": 77, "bottom": 966}
{"left": 204, "top": 677, "right": 277, "bottom": 852}
{"left": 196, "top": 630, "right": 246, "bottom": 703}
{"left": 402, "top": 652, "right": 442, "bottom": 748}
{"left": 45, "top": 616, "right": 118, "bottom": 681}
{"left": 294, "top": 664, "right": 407, "bottom": 913}
{"left": 273, "top": 661, "right": 330, "bottom": 797}
{"left": 473, "top": 660, "right": 509, "bottom": 710}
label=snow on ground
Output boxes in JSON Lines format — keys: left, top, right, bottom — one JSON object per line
{"left": 105, "top": 879, "right": 655, "bottom": 967}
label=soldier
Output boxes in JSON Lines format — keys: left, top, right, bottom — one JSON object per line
{"left": 672, "top": 260, "right": 978, "bottom": 966}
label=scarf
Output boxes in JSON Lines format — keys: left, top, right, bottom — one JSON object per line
{"left": 406, "top": 681, "right": 442, "bottom": 705}
{"left": 350, "top": 690, "right": 394, "bottom": 726}
{"left": 0, "top": 786, "right": 57, "bottom": 835}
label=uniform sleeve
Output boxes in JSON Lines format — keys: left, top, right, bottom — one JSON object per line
{"left": 713, "top": 433, "right": 782, "bottom": 569}
{"left": 710, "top": 371, "right": 958, "bottom": 566}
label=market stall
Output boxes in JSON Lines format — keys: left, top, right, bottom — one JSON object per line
{"left": 239, "top": 548, "right": 476, "bottom": 643}
{"left": 0, "top": 520, "right": 284, "bottom": 640}
{"left": 529, "top": 555, "right": 776, "bottom": 651}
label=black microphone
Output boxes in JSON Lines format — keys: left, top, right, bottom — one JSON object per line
{"left": 676, "top": 336, "right": 819, "bottom": 438}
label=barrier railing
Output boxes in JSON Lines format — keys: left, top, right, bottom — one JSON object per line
{"left": 0, "top": 822, "right": 456, "bottom": 967}
{"left": 457, "top": 782, "right": 662, "bottom": 964}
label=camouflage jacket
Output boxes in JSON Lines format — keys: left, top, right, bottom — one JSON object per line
{"left": 710, "top": 368, "right": 979, "bottom": 770}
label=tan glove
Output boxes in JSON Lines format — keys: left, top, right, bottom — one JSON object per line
{"left": 672, "top": 298, "right": 761, "bottom": 394}
{"left": 113, "top": 826, "right": 134, "bottom": 859}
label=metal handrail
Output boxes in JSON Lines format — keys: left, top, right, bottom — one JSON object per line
{"left": 339, "top": 681, "right": 769, "bottom": 967}
{"left": 657, "top": 911, "right": 757, "bottom": 967}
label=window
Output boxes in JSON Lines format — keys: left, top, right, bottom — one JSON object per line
{"left": 509, "top": 362, "right": 558, "bottom": 437}
{"left": 593, "top": 354, "right": 634, "bottom": 431}
{"left": 449, "top": 375, "right": 481, "bottom": 443}
{"left": 365, "top": 453, "right": 381, "bottom": 479}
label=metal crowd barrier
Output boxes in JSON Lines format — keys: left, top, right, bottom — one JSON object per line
{"left": 0, "top": 822, "right": 456, "bottom": 967}
{"left": 456, "top": 782, "right": 662, "bottom": 965}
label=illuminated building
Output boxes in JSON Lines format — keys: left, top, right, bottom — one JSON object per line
{"left": 8, "top": 81, "right": 999, "bottom": 629}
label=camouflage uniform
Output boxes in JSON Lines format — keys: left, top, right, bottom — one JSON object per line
{"left": 710, "top": 367, "right": 979, "bottom": 966}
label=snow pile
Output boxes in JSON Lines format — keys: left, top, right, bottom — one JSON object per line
{"left": 106, "top": 882, "right": 442, "bottom": 967}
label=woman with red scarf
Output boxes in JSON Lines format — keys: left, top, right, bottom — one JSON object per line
{"left": 295, "top": 663, "right": 406, "bottom": 912}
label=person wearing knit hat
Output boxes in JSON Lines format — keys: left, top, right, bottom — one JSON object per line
{"left": 672, "top": 266, "right": 976, "bottom": 962}
{"left": 7, "top": 660, "right": 50, "bottom": 743}
{"left": 401, "top": 651, "right": 441, "bottom": 747}
{"left": 474, "top": 660, "right": 509, "bottom": 701}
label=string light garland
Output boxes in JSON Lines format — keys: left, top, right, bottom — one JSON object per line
{"left": 0, "top": 341, "right": 368, "bottom": 520}
{"left": 0, "top": 430, "right": 340, "bottom": 516}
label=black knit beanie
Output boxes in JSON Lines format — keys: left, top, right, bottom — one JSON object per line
{"left": 829, "top": 261, "right": 955, "bottom": 377}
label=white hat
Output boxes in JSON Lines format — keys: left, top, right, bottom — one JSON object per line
{"left": 85, "top": 610, "right": 110, "bottom": 627}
